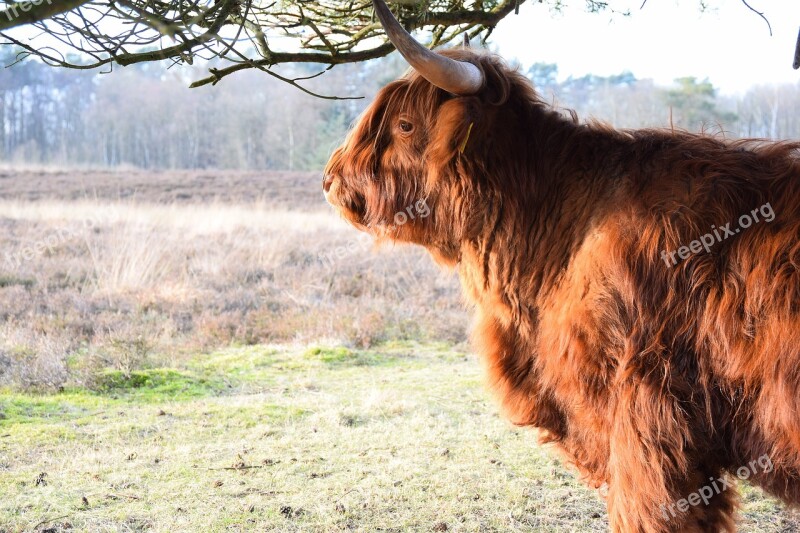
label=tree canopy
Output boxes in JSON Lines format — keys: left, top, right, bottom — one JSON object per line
{"left": 0, "top": 0, "right": 794, "bottom": 94}
{"left": 0, "top": 0, "right": 529, "bottom": 92}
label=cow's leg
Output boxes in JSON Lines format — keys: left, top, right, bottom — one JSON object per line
{"left": 744, "top": 454, "right": 800, "bottom": 506}
{"left": 606, "top": 382, "right": 738, "bottom": 532}
{"left": 733, "top": 422, "right": 800, "bottom": 506}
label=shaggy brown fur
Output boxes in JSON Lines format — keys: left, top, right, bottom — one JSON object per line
{"left": 324, "top": 49, "right": 800, "bottom": 532}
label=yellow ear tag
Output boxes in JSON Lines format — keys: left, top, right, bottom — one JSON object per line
{"left": 458, "top": 122, "right": 474, "bottom": 154}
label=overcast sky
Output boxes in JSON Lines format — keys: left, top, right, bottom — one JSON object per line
{"left": 492, "top": 0, "right": 800, "bottom": 94}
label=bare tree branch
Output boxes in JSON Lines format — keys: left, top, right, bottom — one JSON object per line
{"left": 189, "top": 42, "right": 397, "bottom": 88}
{"left": 740, "top": 0, "right": 771, "bottom": 37}
{"left": 116, "top": 0, "right": 237, "bottom": 66}
{"left": 0, "top": 0, "right": 624, "bottom": 92}
{"left": 0, "top": 0, "right": 90, "bottom": 32}
{"left": 190, "top": 0, "right": 521, "bottom": 88}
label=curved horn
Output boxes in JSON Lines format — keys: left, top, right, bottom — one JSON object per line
{"left": 372, "top": 0, "right": 483, "bottom": 95}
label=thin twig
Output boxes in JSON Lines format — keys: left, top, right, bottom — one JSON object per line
{"left": 740, "top": 0, "right": 772, "bottom": 36}
{"left": 0, "top": 0, "right": 90, "bottom": 32}
{"left": 208, "top": 465, "right": 265, "bottom": 470}
{"left": 105, "top": 493, "right": 141, "bottom": 500}
{"left": 336, "top": 487, "right": 360, "bottom": 502}
{"left": 33, "top": 514, "right": 71, "bottom": 530}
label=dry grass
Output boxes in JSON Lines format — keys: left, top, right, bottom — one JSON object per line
{"left": 0, "top": 170, "right": 466, "bottom": 391}
{"left": 0, "top": 168, "right": 325, "bottom": 208}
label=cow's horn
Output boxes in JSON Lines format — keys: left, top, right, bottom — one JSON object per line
{"left": 372, "top": 0, "right": 483, "bottom": 95}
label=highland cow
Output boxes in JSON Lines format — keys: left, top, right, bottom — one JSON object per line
{"left": 324, "top": 1, "right": 800, "bottom": 530}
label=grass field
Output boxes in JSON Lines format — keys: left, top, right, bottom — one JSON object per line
{"left": 1, "top": 169, "right": 798, "bottom": 531}
{"left": 2, "top": 341, "right": 798, "bottom": 532}
{"left": 1, "top": 341, "right": 609, "bottom": 532}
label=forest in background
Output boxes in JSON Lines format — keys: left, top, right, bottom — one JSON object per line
{"left": 1, "top": 48, "right": 799, "bottom": 170}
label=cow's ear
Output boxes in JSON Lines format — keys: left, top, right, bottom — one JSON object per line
{"left": 428, "top": 96, "right": 483, "bottom": 162}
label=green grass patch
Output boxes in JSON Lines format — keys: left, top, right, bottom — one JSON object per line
{"left": 94, "top": 368, "right": 226, "bottom": 399}
{"left": 302, "top": 345, "right": 392, "bottom": 366}
{"left": 191, "top": 345, "right": 282, "bottom": 373}
{"left": 0, "top": 391, "right": 111, "bottom": 426}
{"left": 0, "top": 275, "right": 35, "bottom": 289}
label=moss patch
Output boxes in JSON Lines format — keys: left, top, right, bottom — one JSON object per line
{"left": 302, "top": 345, "right": 390, "bottom": 366}
{"left": 93, "top": 368, "right": 226, "bottom": 399}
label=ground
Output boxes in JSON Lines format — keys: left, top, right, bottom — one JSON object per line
{"left": 2, "top": 342, "right": 609, "bottom": 532}
{"left": 0, "top": 169, "right": 798, "bottom": 532}
{"left": 3, "top": 342, "right": 799, "bottom": 532}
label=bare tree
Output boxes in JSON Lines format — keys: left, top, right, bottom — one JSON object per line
{"left": 0, "top": 0, "right": 532, "bottom": 94}
{"left": 0, "top": 1, "right": 790, "bottom": 95}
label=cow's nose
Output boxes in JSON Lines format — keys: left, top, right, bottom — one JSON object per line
{"left": 322, "top": 175, "right": 334, "bottom": 193}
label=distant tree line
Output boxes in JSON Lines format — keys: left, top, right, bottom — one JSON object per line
{"left": 528, "top": 63, "right": 800, "bottom": 140}
{"left": 0, "top": 48, "right": 409, "bottom": 170}
{"left": 1, "top": 50, "right": 798, "bottom": 170}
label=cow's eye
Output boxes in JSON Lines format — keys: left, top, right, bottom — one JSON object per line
{"left": 398, "top": 120, "right": 413, "bottom": 133}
